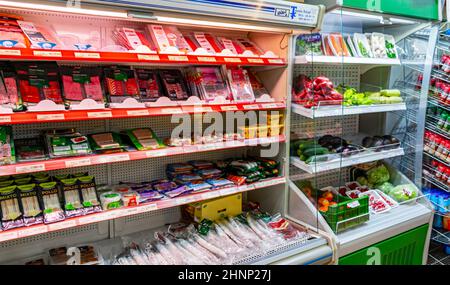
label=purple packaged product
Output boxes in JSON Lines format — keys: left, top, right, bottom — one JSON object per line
{"left": 18, "top": 184, "right": 43, "bottom": 226}
{"left": 0, "top": 185, "right": 25, "bottom": 230}
{"left": 136, "top": 188, "right": 164, "bottom": 203}
{"left": 188, "top": 160, "right": 214, "bottom": 169}
{"left": 175, "top": 174, "right": 203, "bottom": 185}
{"left": 195, "top": 168, "right": 222, "bottom": 179}
{"left": 152, "top": 180, "right": 178, "bottom": 193}
{"left": 39, "top": 182, "right": 65, "bottom": 224}
{"left": 186, "top": 181, "right": 212, "bottom": 192}
{"left": 164, "top": 185, "right": 191, "bottom": 198}
{"left": 166, "top": 163, "right": 194, "bottom": 173}
{"left": 205, "top": 178, "right": 234, "bottom": 189}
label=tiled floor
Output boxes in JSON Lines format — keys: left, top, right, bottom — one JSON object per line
{"left": 428, "top": 242, "right": 450, "bottom": 265}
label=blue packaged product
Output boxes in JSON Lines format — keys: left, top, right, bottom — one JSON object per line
{"left": 164, "top": 185, "right": 191, "bottom": 198}
{"left": 186, "top": 181, "right": 212, "bottom": 192}
{"left": 205, "top": 178, "right": 234, "bottom": 189}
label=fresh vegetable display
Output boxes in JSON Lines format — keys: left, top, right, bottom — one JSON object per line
{"left": 336, "top": 85, "right": 403, "bottom": 106}
{"left": 292, "top": 74, "right": 343, "bottom": 108}
{"left": 361, "top": 135, "right": 400, "bottom": 151}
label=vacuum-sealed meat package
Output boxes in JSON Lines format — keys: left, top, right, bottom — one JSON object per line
{"left": 0, "top": 61, "right": 20, "bottom": 110}
{"left": 17, "top": 21, "right": 63, "bottom": 49}
{"left": 135, "top": 69, "right": 162, "bottom": 102}
{"left": 158, "top": 69, "right": 189, "bottom": 100}
{"left": 226, "top": 67, "right": 255, "bottom": 102}
{"left": 103, "top": 66, "right": 139, "bottom": 104}
{"left": 60, "top": 66, "right": 105, "bottom": 106}
{"left": 0, "top": 13, "right": 29, "bottom": 48}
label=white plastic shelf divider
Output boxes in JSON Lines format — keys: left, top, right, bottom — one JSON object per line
{"left": 290, "top": 147, "right": 405, "bottom": 174}
{"left": 295, "top": 55, "right": 401, "bottom": 66}
{"left": 291, "top": 103, "right": 407, "bottom": 118}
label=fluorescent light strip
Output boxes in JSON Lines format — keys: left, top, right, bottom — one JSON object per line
{"left": 155, "top": 16, "right": 269, "bottom": 31}
{"left": 0, "top": 0, "right": 128, "bottom": 18}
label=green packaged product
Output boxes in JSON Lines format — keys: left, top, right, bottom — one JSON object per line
{"left": 39, "top": 182, "right": 65, "bottom": 224}
{"left": 78, "top": 176, "right": 101, "bottom": 214}
{"left": 124, "top": 128, "right": 164, "bottom": 150}
{"left": 0, "top": 126, "right": 15, "bottom": 165}
{"left": 89, "top": 132, "right": 126, "bottom": 154}
{"left": 44, "top": 129, "right": 92, "bottom": 158}
{"left": 59, "top": 178, "right": 83, "bottom": 218}
{"left": 18, "top": 183, "right": 43, "bottom": 226}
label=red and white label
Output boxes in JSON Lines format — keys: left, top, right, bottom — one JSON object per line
{"left": 224, "top": 57, "right": 241, "bottom": 63}
{"left": 33, "top": 50, "right": 62, "bottom": 57}
{"left": 127, "top": 110, "right": 149, "bottom": 116}
{"left": 268, "top": 59, "right": 284, "bottom": 64}
{"left": 37, "top": 114, "right": 65, "bottom": 121}
{"left": 0, "top": 49, "right": 21, "bottom": 56}
{"left": 220, "top": 105, "right": 238, "bottom": 111}
{"left": 197, "top": 56, "right": 216, "bottom": 62}
{"left": 168, "top": 55, "right": 189, "bottom": 61}
{"left": 0, "top": 116, "right": 11, "bottom": 123}
{"left": 74, "top": 52, "right": 100, "bottom": 59}
{"left": 138, "top": 54, "right": 160, "bottom": 61}
{"left": 16, "top": 164, "right": 45, "bottom": 174}
{"left": 193, "top": 106, "right": 213, "bottom": 113}
{"left": 247, "top": 58, "right": 264, "bottom": 63}
{"left": 243, "top": 104, "right": 260, "bottom": 110}
{"left": 161, "top": 107, "right": 183, "bottom": 114}
{"left": 65, "top": 158, "right": 91, "bottom": 168}
{"left": 17, "top": 225, "right": 47, "bottom": 237}
{"left": 98, "top": 154, "right": 130, "bottom": 164}
{"left": 87, "top": 111, "right": 112, "bottom": 118}
{"left": 48, "top": 219, "right": 78, "bottom": 231}
{"left": 146, "top": 149, "right": 168, "bottom": 158}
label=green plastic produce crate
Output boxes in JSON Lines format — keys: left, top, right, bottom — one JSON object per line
{"left": 320, "top": 195, "right": 369, "bottom": 233}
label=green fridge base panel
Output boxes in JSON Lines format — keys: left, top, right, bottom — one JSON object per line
{"left": 339, "top": 224, "right": 429, "bottom": 265}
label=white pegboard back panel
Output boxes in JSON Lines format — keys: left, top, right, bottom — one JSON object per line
{"left": 0, "top": 222, "right": 109, "bottom": 264}
{"left": 289, "top": 167, "right": 350, "bottom": 189}
{"left": 290, "top": 114, "right": 359, "bottom": 138}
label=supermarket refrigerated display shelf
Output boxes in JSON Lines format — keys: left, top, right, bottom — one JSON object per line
{"left": 337, "top": 202, "right": 432, "bottom": 256}
{"left": 0, "top": 48, "right": 286, "bottom": 67}
{"left": 0, "top": 102, "right": 286, "bottom": 125}
{"left": 294, "top": 55, "right": 401, "bottom": 66}
{"left": 425, "top": 123, "right": 450, "bottom": 141}
{"left": 423, "top": 171, "right": 450, "bottom": 192}
{"left": 291, "top": 102, "right": 406, "bottom": 118}
{"left": 0, "top": 135, "right": 285, "bottom": 175}
{"left": 0, "top": 176, "right": 286, "bottom": 243}
{"left": 290, "top": 147, "right": 405, "bottom": 174}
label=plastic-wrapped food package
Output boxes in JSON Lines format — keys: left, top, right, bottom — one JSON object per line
{"left": 328, "top": 33, "right": 350, "bottom": 57}
{"left": 103, "top": 66, "right": 140, "bottom": 104}
{"left": 17, "top": 184, "right": 43, "bottom": 226}
{"left": 234, "top": 38, "right": 264, "bottom": 56}
{"left": 353, "top": 33, "right": 373, "bottom": 58}
{"left": 43, "top": 128, "right": 92, "bottom": 158}
{"left": 39, "top": 181, "right": 65, "bottom": 224}
{"left": 113, "top": 27, "right": 155, "bottom": 53}
{"left": 0, "top": 185, "right": 24, "bottom": 230}
{"left": 216, "top": 36, "right": 243, "bottom": 55}
{"left": 135, "top": 69, "right": 162, "bottom": 102}
{"left": 17, "top": 21, "right": 63, "bottom": 49}
{"left": 192, "top": 32, "right": 222, "bottom": 54}
{"left": 0, "top": 126, "right": 14, "bottom": 165}
{"left": 14, "top": 62, "right": 64, "bottom": 106}
{"left": 296, "top": 33, "right": 323, "bottom": 56}
{"left": 14, "top": 137, "right": 46, "bottom": 162}
{"left": 226, "top": 67, "right": 255, "bottom": 103}
{"left": 60, "top": 66, "right": 105, "bottom": 106}
{"left": 371, "top": 33, "right": 387, "bottom": 58}
{"left": 0, "top": 61, "right": 20, "bottom": 110}
{"left": 247, "top": 70, "right": 270, "bottom": 99}
{"left": 0, "top": 13, "right": 29, "bottom": 48}
{"left": 187, "top": 66, "right": 231, "bottom": 102}
{"left": 147, "top": 25, "right": 193, "bottom": 53}
{"left": 384, "top": 34, "right": 398, "bottom": 59}
{"left": 158, "top": 69, "right": 190, "bottom": 100}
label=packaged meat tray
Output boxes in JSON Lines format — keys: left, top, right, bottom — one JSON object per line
{"left": 60, "top": 66, "right": 105, "bottom": 106}
{"left": 359, "top": 190, "right": 391, "bottom": 214}
{"left": 188, "top": 66, "right": 231, "bottom": 102}
{"left": 103, "top": 66, "right": 139, "bottom": 104}
{"left": 113, "top": 27, "right": 155, "bottom": 53}
{"left": 158, "top": 69, "right": 189, "bottom": 100}
{"left": 0, "top": 13, "right": 29, "bottom": 48}
{"left": 0, "top": 61, "right": 20, "bottom": 110}
{"left": 226, "top": 67, "right": 255, "bottom": 103}
{"left": 17, "top": 20, "right": 63, "bottom": 49}
{"left": 135, "top": 69, "right": 162, "bottom": 102}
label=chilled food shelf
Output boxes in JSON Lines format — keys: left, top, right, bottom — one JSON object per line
{"left": 337, "top": 202, "right": 432, "bottom": 256}
{"left": 290, "top": 147, "right": 404, "bottom": 174}
{"left": 291, "top": 102, "right": 406, "bottom": 118}
{"left": 0, "top": 176, "right": 286, "bottom": 243}
{"left": 0, "top": 135, "right": 285, "bottom": 175}
{"left": 295, "top": 55, "right": 401, "bottom": 66}
{"left": 0, "top": 48, "right": 286, "bottom": 67}
{"left": 0, "top": 102, "right": 286, "bottom": 125}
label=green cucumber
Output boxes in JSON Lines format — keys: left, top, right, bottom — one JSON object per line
{"left": 303, "top": 147, "right": 329, "bottom": 157}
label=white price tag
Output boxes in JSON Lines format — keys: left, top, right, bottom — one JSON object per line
{"left": 87, "top": 111, "right": 112, "bottom": 118}
{"left": 74, "top": 52, "right": 100, "bottom": 59}
{"left": 48, "top": 220, "right": 78, "bottom": 231}
{"left": 347, "top": 201, "right": 360, "bottom": 208}
{"left": 268, "top": 59, "right": 284, "bottom": 64}
{"left": 243, "top": 104, "right": 260, "bottom": 110}
{"left": 16, "top": 164, "right": 45, "bottom": 174}
{"left": 220, "top": 105, "right": 238, "bottom": 111}
{"left": 247, "top": 58, "right": 264, "bottom": 63}
{"left": 127, "top": 110, "right": 149, "bottom": 116}
{"left": 177, "top": 196, "right": 196, "bottom": 205}
{"left": 37, "top": 114, "right": 65, "bottom": 121}
{"left": 17, "top": 225, "right": 47, "bottom": 237}
{"left": 197, "top": 56, "right": 216, "bottom": 62}
{"left": 65, "top": 158, "right": 91, "bottom": 168}
{"left": 222, "top": 187, "right": 239, "bottom": 196}
{"left": 261, "top": 103, "right": 279, "bottom": 109}
{"left": 0, "top": 116, "right": 11, "bottom": 123}
{"left": 0, "top": 231, "right": 18, "bottom": 242}
{"left": 78, "top": 214, "right": 105, "bottom": 225}
{"left": 197, "top": 144, "right": 216, "bottom": 151}
{"left": 146, "top": 149, "right": 168, "bottom": 158}
{"left": 0, "top": 49, "right": 21, "bottom": 56}
{"left": 224, "top": 57, "right": 241, "bottom": 63}
{"left": 193, "top": 106, "right": 213, "bottom": 113}
{"left": 139, "top": 203, "right": 158, "bottom": 212}
{"left": 168, "top": 55, "right": 189, "bottom": 61}
{"left": 138, "top": 54, "right": 160, "bottom": 61}
{"left": 33, "top": 50, "right": 62, "bottom": 57}
{"left": 98, "top": 154, "right": 130, "bottom": 163}
{"left": 161, "top": 108, "right": 183, "bottom": 114}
